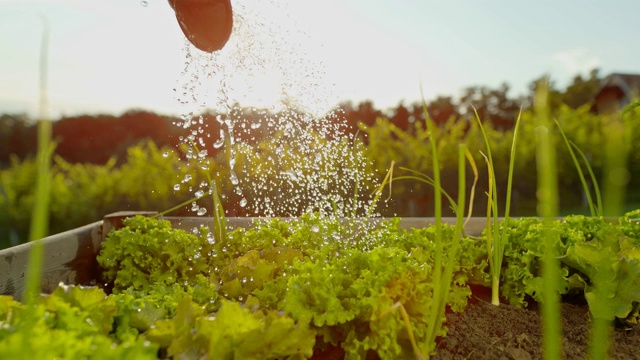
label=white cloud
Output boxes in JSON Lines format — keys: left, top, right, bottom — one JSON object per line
{"left": 551, "top": 48, "right": 601, "bottom": 75}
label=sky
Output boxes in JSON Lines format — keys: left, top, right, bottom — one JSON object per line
{"left": 1, "top": 0, "right": 639, "bottom": 119}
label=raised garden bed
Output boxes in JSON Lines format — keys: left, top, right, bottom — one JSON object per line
{"left": 1, "top": 211, "right": 639, "bottom": 359}
{"left": 0, "top": 212, "right": 482, "bottom": 300}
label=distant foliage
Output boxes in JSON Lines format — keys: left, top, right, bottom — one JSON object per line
{"left": 0, "top": 141, "right": 206, "bottom": 248}
{"left": 362, "top": 104, "right": 640, "bottom": 217}
{"left": 2, "top": 68, "right": 640, "bottom": 247}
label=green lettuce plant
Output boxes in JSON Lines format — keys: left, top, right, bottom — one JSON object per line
{"left": 0, "top": 286, "right": 158, "bottom": 359}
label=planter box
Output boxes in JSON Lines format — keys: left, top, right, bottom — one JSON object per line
{"left": 0, "top": 212, "right": 487, "bottom": 300}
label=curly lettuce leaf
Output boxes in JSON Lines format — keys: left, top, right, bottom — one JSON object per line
{"left": 146, "top": 297, "right": 315, "bottom": 360}
{"left": 500, "top": 216, "right": 608, "bottom": 306}
{"left": 0, "top": 285, "right": 158, "bottom": 359}
{"left": 564, "top": 232, "right": 640, "bottom": 323}
{"left": 619, "top": 209, "right": 640, "bottom": 241}
{"left": 98, "top": 215, "right": 213, "bottom": 292}
{"left": 207, "top": 301, "right": 315, "bottom": 360}
{"left": 95, "top": 213, "right": 488, "bottom": 359}
{"left": 45, "top": 284, "right": 117, "bottom": 334}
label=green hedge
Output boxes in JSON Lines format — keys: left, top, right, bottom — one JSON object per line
{"left": 2, "top": 105, "right": 639, "bottom": 249}
{"left": 0, "top": 141, "right": 210, "bottom": 249}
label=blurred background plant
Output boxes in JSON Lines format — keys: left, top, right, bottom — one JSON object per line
{"left": 1, "top": 70, "right": 639, "bottom": 249}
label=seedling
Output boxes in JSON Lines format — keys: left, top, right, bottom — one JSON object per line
{"left": 473, "top": 103, "right": 523, "bottom": 306}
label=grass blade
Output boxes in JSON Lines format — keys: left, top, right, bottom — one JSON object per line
{"left": 395, "top": 168, "right": 458, "bottom": 214}
{"left": 368, "top": 160, "right": 394, "bottom": 218}
{"left": 24, "top": 16, "right": 51, "bottom": 304}
{"left": 504, "top": 106, "right": 523, "bottom": 221}
{"left": 590, "top": 110, "right": 629, "bottom": 359}
{"left": 463, "top": 147, "right": 479, "bottom": 226}
{"left": 555, "top": 119, "right": 599, "bottom": 217}
{"left": 534, "top": 79, "right": 562, "bottom": 360}
{"left": 153, "top": 192, "right": 211, "bottom": 218}
{"left": 621, "top": 99, "right": 640, "bottom": 118}
{"left": 186, "top": 139, "right": 227, "bottom": 242}
{"left": 420, "top": 93, "right": 444, "bottom": 357}
{"left": 473, "top": 107, "right": 502, "bottom": 306}
{"left": 569, "top": 140, "right": 602, "bottom": 217}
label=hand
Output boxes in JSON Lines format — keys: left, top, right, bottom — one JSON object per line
{"left": 168, "top": 0, "right": 233, "bottom": 53}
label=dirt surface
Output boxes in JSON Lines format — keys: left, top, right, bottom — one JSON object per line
{"left": 310, "top": 286, "right": 640, "bottom": 359}
{"left": 435, "top": 295, "right": 640, "bottom": 360}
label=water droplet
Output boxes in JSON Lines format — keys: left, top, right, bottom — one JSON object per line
{"left": 140, "top": 0, "right": 148, "bottom": 7}
{"left": 173, "top": 184, "right": 181, "bottom": 191}
{"left": 165, "top": 7, "right": 382, "bottom": 220}
{"left": 283, "top": 171, "right": 298, "bottom": 181}
{"left": 195, "top": 190, "right": 205, "bottom": 197}
{"left": 197, "top": 208, "right": 207, "bottom": 216}
{"left": 183, "top": 174, "right": 192, "bottom": 183}
{"left": 311, "top": 224, "right": 320, "bottom": 233}
{"left": 213, "top": 132, "right": 225, "bottom": 148}
{"left": 206, "top": 233, "right": 215, "bottom": 244}
{"left": 162, "top": 151, "right": 169, "bottom": 158}
{"left": 230, "top": 171, "right": 239, "bottom": 185}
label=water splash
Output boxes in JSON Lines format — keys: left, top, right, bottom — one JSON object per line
{"left": 172, "top": 0, "right": 381, "bottom": 218}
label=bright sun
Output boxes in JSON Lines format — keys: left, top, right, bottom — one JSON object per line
{"left": 227, "top": 70, "right": 284, "bottom": 111}
{"left": 186, "top": 0, "right": 337, "bottom": 117}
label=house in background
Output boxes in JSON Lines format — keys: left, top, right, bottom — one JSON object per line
{"left": 592, "top": 73, "right": 640, "bottom": 114}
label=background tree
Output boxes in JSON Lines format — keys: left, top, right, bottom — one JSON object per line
{"left": 337, "top": 100, "right": 383, "bottom": 137}
{"left": 426, "top": 96, "right": 459, "bottom": 125}
{"left": 0, "top": 67, "right": 610, "bottom": 167}
{"left": 389, "top": 102, "right": 411, "bottom": 131}
{"left": 0, "top": 113, "right": 34, "bottom": 165}
{"left": 562, "top": 68, "right": 601, "bottom": 109}
{"left": 528, "top": 76, "right": 564, "bottom": 112}
{"left": 458, "top": 83, "right": 523, "bottom": 129}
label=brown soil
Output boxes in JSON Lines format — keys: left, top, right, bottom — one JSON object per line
{"left": 435, "top": 294, "right": 640, "bottom": 360}
{"left": 311, "top": 287, "right": 640, "bottom": 359}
